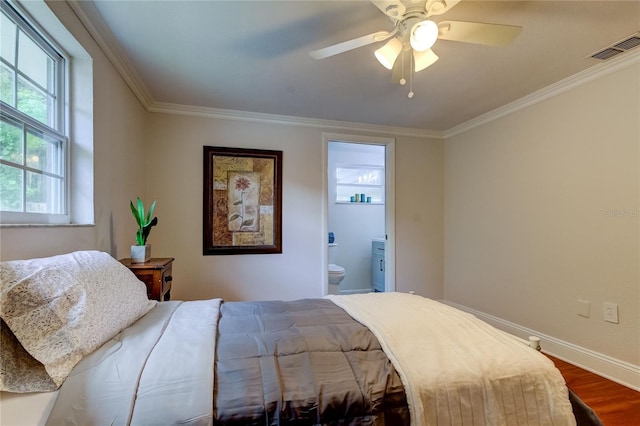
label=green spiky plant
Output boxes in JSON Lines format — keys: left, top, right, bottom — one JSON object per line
{"left": 130, "top": 197, "right": 158, "bottom": 246}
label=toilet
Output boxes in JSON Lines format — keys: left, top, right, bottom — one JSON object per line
{"left": 328, "top": 243, "right": 346, "bottom": 288}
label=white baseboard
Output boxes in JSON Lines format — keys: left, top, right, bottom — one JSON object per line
{"left": 443, "top": 300, "right": 640, "bottom": 391}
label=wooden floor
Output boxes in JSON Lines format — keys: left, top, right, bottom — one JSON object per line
{"left": 547, "top": 355, "right": 640, "bottom": 425}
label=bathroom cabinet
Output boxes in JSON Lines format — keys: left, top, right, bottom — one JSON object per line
{"left": 371, "top": 239, "right": 385, "bottom": 292}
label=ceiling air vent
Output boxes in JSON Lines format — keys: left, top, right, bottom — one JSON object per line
{"left": 591, "top": 47, "right": 623, "bottom": 60}
{"left": 614, "top": 35, "right": 640, "bottom": 51}
{"left": 589, "top": 32, "right": 640, "bottom": 61}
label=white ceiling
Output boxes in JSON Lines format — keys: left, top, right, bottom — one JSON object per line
{"left": 73, "top": 1, "right": 640, "bottom": 132}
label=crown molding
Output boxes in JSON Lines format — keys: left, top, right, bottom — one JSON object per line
{"left": 67, "top": 0, "right": 154, "bottom": 109}
{"left": 443, "top": 50, "right": 640, "bottom": 139}
{"left": 149, "top": 101, "right": 444, "bottom": 139}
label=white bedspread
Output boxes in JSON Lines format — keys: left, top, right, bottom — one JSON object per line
{"left": 45, "top": 299, "right": 222, "bottom": 425}
{"left": 327, "top": 292, "right": 576, "bottom": 426}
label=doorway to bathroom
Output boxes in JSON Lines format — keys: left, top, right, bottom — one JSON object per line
{"left": 323, "top": 133, "right": 395, "bottom": 295}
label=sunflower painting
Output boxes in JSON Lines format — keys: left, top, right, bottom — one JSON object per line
{"left": 203, "top": 146, "right": 282, "bottom": 255}
{"left": 227, "top": 172, "right": 260, "bottom": 232}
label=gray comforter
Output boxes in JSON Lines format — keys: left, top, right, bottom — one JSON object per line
{"left": 215, "top": 299, "right": 409, "bottom": 425}
{"left": 46, "top": 299, "right": 409, "bottom": 425}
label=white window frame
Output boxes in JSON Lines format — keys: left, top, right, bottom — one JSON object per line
{"left": 0, "top": 0, "right": 69, "bottom": 224}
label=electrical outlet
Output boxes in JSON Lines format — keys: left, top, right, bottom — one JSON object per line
{"left": 603, "top": 302, "right": 619, "bottom": 324}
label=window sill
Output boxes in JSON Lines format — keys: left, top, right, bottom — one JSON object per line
{"left": 0, "top": 223, "right": 95, "bottom": 229}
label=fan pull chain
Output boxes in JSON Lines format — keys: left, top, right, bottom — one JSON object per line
{"left": 400, "top": 50, "right": 406, "bottom": 86}
{"left": 408, "top": 53, "right": 415, "bottom": 99}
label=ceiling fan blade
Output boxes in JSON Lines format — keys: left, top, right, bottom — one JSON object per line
{"left": 370, "top": 0, "right": 406, "bottom": 19}
{"left": 309, "top": 30, "right": 396, "bottom": 60}
{"left": 437, "top": 20, "right": 522, "bottom": 46}
{"left": 426, "top": 0, "right": 461, "bottom": 17}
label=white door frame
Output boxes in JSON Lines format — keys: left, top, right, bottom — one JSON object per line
{"left": 322, "top": 132, "right": 395, "bottom": 295}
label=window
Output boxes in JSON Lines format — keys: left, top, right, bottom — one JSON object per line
{"left": 0, "top": 0, "right": 68, "bottom": 223}
{"left": 335, "top": 164, "right": 385, "bottom": 203}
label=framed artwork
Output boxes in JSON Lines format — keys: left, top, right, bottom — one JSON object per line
{"left": 203, "top": 146, "right": 282, "bottom": 255}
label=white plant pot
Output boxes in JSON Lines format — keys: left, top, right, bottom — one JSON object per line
{"left": 131, "top": 244, "right": 151, "bottom": 263}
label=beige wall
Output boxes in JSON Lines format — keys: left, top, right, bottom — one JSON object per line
{"left": 395, "top": 136, "right": 444, "bottom": 297}
{"left": 146, "top": 114, "right": 444, "bottom": 301}
{"left": 0, "top": 1, "right": 147, "bottom": 262}
{"left": 444, "top": 63, "right": 640, "bottom": 365}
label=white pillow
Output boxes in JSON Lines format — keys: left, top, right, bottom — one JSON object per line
{"left": 0, "top": 250, "right": 156, "bottom": 392}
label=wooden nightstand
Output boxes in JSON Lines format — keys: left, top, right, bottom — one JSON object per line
{"left": 120, "top": 257, "right": 174, "bottom": 301}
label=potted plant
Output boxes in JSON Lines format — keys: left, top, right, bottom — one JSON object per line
{"left": 130, "top": 197, "right": 158, "bottom": 263}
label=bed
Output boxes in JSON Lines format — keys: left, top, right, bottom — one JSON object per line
{"left": 0, "top": 250, "right": 601, "bottom": 425}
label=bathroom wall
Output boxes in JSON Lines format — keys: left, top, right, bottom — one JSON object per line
{"left": 328, "top": 142, "right": 385, "bottom": 293}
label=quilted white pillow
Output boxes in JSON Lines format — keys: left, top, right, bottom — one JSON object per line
{"left": 0, "top": 250, "right": 156, "bottom": 392}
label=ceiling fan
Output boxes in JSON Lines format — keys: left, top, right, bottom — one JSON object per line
{"left": 309, "top": 0, "right": 522, "bottom": 97}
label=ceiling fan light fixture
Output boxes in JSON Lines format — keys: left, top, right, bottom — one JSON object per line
{"left": 410, "top": 20, "right": 439, "bottom": 52}
{"left": 374, "top": 37, "right": 403, "bottom": 69}
{"left": 414, "top": 49, "right": 439, "bottom": 72}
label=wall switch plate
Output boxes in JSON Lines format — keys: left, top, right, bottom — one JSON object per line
{"left": 577, "top": 299, "right": 591, "bottom": 318}
{"left": 603, "top": 302, "right": 619, "bottom": 323}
